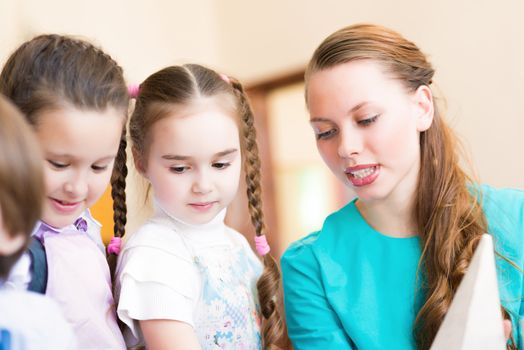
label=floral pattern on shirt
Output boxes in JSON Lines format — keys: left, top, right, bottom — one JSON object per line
{"left": 193, "top": 245, "right": 262, "bottom": 349}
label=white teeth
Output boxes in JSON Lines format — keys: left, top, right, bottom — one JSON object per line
{"left": 350, "top": 167, "right": 376, "bottom": 179}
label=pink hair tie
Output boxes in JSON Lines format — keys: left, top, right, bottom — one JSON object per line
{"left": 128, "top": 84, "right": 140, "bottom": 98}
{"left": 107, "top": 237, "right": 122, "bottom": 255}
{"left": 219, "top": 73, "right": 230, "bottom": 84}
{"left": 255, "top": 235, "right": 271, "bottom": 256}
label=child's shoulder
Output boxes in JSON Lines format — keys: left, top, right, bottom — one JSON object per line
{"left": 224, "top": 226, "right": 252, "bottom": 245}
{"left": 225, "top": 226, "right": 261, "bottom": 257}
{"left": 0, "top": 289, "right": 53, "bottom": 311}
{"left": 117, "top": 221, "right": 196, "bottom": 288}
{"left": 0, "top": 290, "right": 71, "bottom": 330}
{"left": 0, "top": 290, "right": 76, "bottom": 348}
{"left": 127, "top": 219, "right": 182, "bottom": 245}
{"left": 122, "top": 220, "right": 192, "bottom": 261}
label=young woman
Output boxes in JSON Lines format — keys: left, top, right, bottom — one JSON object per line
{"left": 281, "top": 23, "right": 522, "bottom": 350}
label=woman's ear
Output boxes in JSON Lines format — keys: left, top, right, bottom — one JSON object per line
{"left": 132, "top": 147, "right": 147, "bottom": 176}
{"left": 413, "top": 85, "right": 434, "bottom": 132}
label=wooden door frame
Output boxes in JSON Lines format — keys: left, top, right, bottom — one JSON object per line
{"left": 241, "top": 69, "right": 305, "bottom": 257}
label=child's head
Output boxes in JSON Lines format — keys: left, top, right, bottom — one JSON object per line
{"left": 130, "top": 64, "right": 285, "bottom": 347}
{"left": 307, "top": 24, "right": 489, "bottom": 348}
{"left": 0, "top": 94, "right": 44, "bottom": 280}
{"left": 0, "top": 34, "right": 129, "bottom": 233}
{"left": 130, "top": 65, "right": 241, "bottom": 224}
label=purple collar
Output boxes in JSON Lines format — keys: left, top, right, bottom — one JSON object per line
{"left": 33, "top": 217, "right": 88, "bottom": 242}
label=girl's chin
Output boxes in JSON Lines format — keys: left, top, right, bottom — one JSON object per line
{"left": 42, "top": 211, "right": 84, "bottom": 229}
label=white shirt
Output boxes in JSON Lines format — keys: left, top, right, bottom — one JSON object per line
{"left": 0, "top": 288, "right": 77, "bottom": 349}
{"left": 115, "top": 204, "right": 263, "bottom": 349}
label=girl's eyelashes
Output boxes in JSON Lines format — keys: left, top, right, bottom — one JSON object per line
{"left": 47, "top": 159, "right": 68, "bottom": 169}
{"left": 91, "top": 164, "right": 109, "bottom": 172}
{"left": 212, "top": 162, "right": 231, "bottom": 170}
{"left": 169, "top": 165, "right": 189, "bottom": 174}
{"left": 169, "top": 162, "right": 231, "bottom": 173}
{"left": 48, "top": 160, "right": 111, "bottom": 172}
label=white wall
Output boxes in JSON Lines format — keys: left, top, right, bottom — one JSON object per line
{"left": 0, "top": 0, "right": 24, "bottom": 62}
{"left": 0, "top": 0, "right": 222, "bottom": 83}
{"left": 217, "top": 0, "right": 524, "bottom": 189}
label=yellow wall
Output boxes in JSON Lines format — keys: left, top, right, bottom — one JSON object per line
{"left": 90, "top": 186, "right": 113, "bottom": 245}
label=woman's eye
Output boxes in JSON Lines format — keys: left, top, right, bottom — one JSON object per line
{"left": 316, "top": 129, "right": 337, "bottom": 140}
{"left": 358, "top": 115, "right": 379, "bottom": 126}
{"left": 48, "top": 160, "right": 68, "bottom": 169}
{"left": 212, "top": 162, "right": 230, "bottom": 170}
{"left": 170, "top": 166, "right": 188, "bottom": 174}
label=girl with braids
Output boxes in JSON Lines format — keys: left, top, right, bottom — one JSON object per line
{"left": 281, "top": 23, "right": 523, "bottom": 350}
{"left": 0, "top": 34, "right": 128, "bottom": 349}
{"left": 115, "top": 64, "right": 284, "bottom": 349}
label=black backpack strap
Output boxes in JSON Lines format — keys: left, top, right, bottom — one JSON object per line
{"left": 27, "top": 237, "right": 47, "bottom": 294}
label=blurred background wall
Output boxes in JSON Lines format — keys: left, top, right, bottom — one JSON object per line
{"left": 1, "top": 0, "right": 523, "bottom": 258}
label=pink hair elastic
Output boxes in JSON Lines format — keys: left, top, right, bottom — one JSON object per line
{"left": 107, "top": 237, "right": 122, "bottom": 255}
{"left": 219, "top": 73, "right": 230, "bottom": 84}
{"left": 255, "top": 235, "right": 271, "bottom": 256}
{"left": 128, "top": 84, "right": 140, "bottom": 98}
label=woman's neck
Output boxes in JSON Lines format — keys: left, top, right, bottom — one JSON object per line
{"left": 356, "top": 192, "right": 417, "bottom": 238}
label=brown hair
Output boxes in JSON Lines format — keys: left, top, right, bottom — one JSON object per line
{"left": 129, "top": 64, "right": 286, "bottom": 349}
{"left": 306, "top": 24, "right": 515, "bottom": 349}
{"left": 0, "top": 34, "right": 129, "bottom": 275}
{"left": 0, "top": 94, "right": 44, "bottom": 279}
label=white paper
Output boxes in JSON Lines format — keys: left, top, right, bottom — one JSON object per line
{"left": 430, "top": 234, "right": 506, "bottom": 349}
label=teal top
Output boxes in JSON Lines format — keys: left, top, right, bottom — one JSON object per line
{"left": 281, "top": 185, "right": 524, "bottom": 349}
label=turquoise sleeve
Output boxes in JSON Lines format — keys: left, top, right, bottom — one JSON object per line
{"left": 482, "top": 185, "right": 524, "bottom": 349}
{"left": 281, "top": 239, "right": 354, "bottom": 350}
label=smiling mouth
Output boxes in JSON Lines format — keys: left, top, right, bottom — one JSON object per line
{"left": 344, "top": 165, "right": 380, "bottom": 186}
{"left": 49, "top": 197, "right": 83, "bottom": 213}
{"left": 51, "top": 198, "right": 81, "bottom": 206}
{"left": 346, "top": 165, "right": 379, "bottom": 179}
